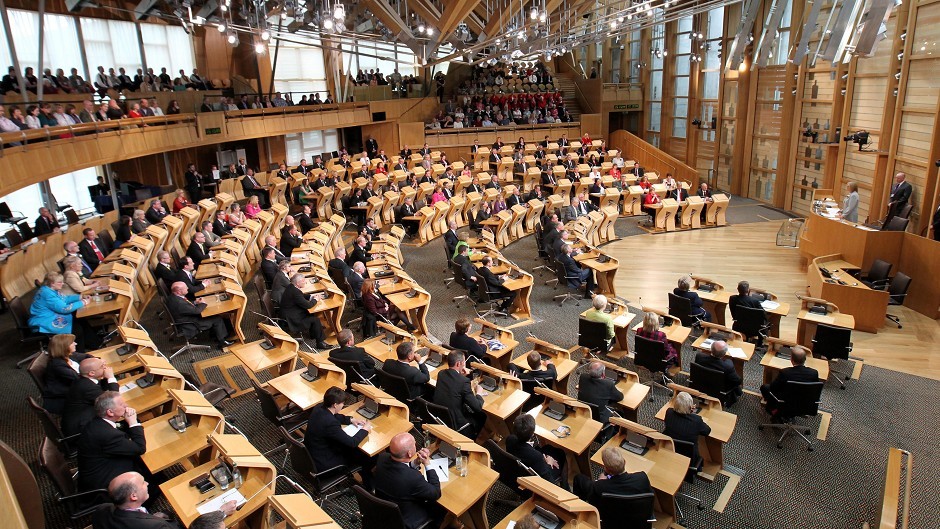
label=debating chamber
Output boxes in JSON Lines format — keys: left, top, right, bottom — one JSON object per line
{"left": 0, "top": 0, "right": 937, "bottom": 528}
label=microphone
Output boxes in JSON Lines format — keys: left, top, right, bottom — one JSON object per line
{"left": 235, "top": 474, "right": 310, "bottom": 511}
{"left": 249, "top": 310, "right": 282, "bottom": 328}
{"left": 465, "top": 354, "right": 486, "bottom": 367}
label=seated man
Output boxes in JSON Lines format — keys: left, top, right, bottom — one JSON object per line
{"left": 186, "top": 232, "right": 211, "bottom": 268}
{"left": 278, "top": 274, "right": 330, "bottom": 350}
{"left": 92, "top": 471, "right": 207, "bottom": 529}
{"left": 347, "top": 262, "right": 367, "bottom": 300}
{"left": 174, "top": 257, "right": 207, "bottom": 301}
{"left": 328, "top": 247, "right": 353, "bottom": 280}
{"left": 453, "top": 245, "right": 478, "bottom": 292}
{"left": 166, "top": 282, "right": 233, "bottom": 348}
{"left": 62, "top": 358, "right": 118, "bottom": 438}
{"left": 729, "top": 279, "right": 765, "bottom": 319}
{"left": 396, "top": 197, "right": 420, "bottom": 235}
{"left": 582, "top": 295, "right": 615, "bottom": 349}
{"left": 373, "top": 433, "right": 444, "bottom": 529}
{"left": 433, "top": 351, "right": 487, "bottom": 439}
{"left": 77, "top": 392, "right": 149, "bottom": 494}
{"left": 304, "top": 386, "right": 374, "bottom": 484}
{"left": 558, "top": 244, "right": 596, "bottom": 299}
{"left": 577, "top": 361, "right": 624, "bottom": 426}
{"left": 477, "top": 256, "right": 517, "bottom": 312}
{"left": 240, "top": 170, "right": 271, "bottom": 208}
{"left": 259, "top": 247, "right": 280, "bottom": 287}
{"left": 673, "top": 275, "right": 712, "bottom": 322}
{"left": 759, "top": 346, "right": 819, "bottom": 417}
{"left": 329, "top": 329, "right": 376, "bottom": 381}
{"left": 505, "top": 414, "right": 567, "bottom": 488}
{"left": 152, "top": 251, "right": 177, "bottom": 290}
{"left": 573, "top": 447, "right": 652, "bottom": 505}
{"left": 449, "top": 317, "right": 487, "bottom": 360}
{"left": 515, "top": 351, "right": 557, "bottom": 386}
{"left": 382, "top": 342, "right": 432, "bottom": 400}
{"left": 694, "top": 341, "right": 742, "bottom": 404}
{"left": 270, "top": 261, "right": 293, "bottom": 305}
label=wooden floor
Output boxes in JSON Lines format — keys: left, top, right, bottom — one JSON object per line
{"left": 605, "top": 221, "right": 940, "bottom": 381}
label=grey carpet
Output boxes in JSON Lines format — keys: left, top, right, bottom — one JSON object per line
{"left": 1, "top": 194, "right": 937, "bottom": 529}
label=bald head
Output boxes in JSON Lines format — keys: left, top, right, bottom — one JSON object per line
{"left": 265, "top": 235, "right": 277, "bottom": 247}
{"left": 790, "top": 346, "right": 807, "bottom": 366}
{"left": 389, "top": 432, "right": 417, "bottom": 460}
{"left": 710, "top": 340, "right": 728, "bottom": 358}
{"left": 79, "top": 357, "right": 105, "bottom": 379}
{"left": 109, "top": 472, "right": 148, "bottom": 508}
{"left": 170, "top": 281, "right": 188, "bottom": 296}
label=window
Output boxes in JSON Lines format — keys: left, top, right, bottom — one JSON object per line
{"left": 49, "top": 168, "right": 100, "bottom": 213}
{"left": 285, "top": 130, "right": 341, "bottom": 165}
{"left": 670, "top": 15, "right": 693, "bottom": 139}
{"left": 140, "top": 24, "right": 195, "bottom": 76}
{"left": 272, "top": 37, "right": 329, "bottom": 99}
{"left": 0, "top": 10, "right": 82, "bottom": 74}
{"left": 80, "top": 18, "right": 142, "bottom": 74}
{"left": 647, "top": 21, "right": 665, "bottom": 144}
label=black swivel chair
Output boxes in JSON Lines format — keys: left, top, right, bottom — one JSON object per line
{"left": 584, "top": 401, "right": 619, "bottom": 444}
{"left": 857, "top": 259, "right": 892, "bottom": 288}
{"left": 551, "top": 259, "right": 582, "bottom": 307}
{"left": 633, "top": 335, "right": 673, "bottom": 400}
{"left": 374, "top": 366, "right": 417, "bottom": 409}
{"left": 353, "top": 485, "right": 432, "bottom": 529}
{"left": 39, "top": 438, "right": 109, "bottom": 522}
{"left": 596, "top": 492, "right": 656, "bottom": 529}
{"left": 758, "top": 380, "right": 825, "bottom": 451}
{"left": 329, "top": 357, "right": 374, "bottom": 391}
{"left": 279, "top": 426, "right": 361, "bottom": 507}
{"left": 578, "top": 317, "right": 614, "bottom": 355}
{"left": 442, "top": 244, "right": 455, "bottom": 288}
{"left": 483, "top": 439, "right": 535, "bottom": 506}
{"left": 415, "top": 397, "right": 470, "bottom": 434}
{"left": 883, "top": 217, "right": 909, "bottom": 232}
{"left": 811, "top": 324, "right": 853, "bottom": 390}
{"left": 688, "top": 362, "right": 736, "bottom": 406}
{"left": 474, "top": 273, "right": 509, "bottom": 321}
{"left": 877, "top": 272, "right": 912, "bottom": 328}
{"left": 27, "top": 396, "right": 80, "bottom": 458}
{"left": 731, "top": 306, "right": 770, "bottom": 347}
{"left": 532, "top": 224, "right": 554, "bottom": 279}
{"left": 668, "top": 293, "right": 703, "bottom": 329}
{"left": 249, "top": 379, "right": 309, "bottom": 459}
{"left": 450, "top": 262, "right": 473, "bottom": 308}
{"left": 162, "top": 297, "right": 212, "bottom": 362}
{"left": 10, "top": 296, "right": 52, "bottom": 368}
{"left": 671, "top": 438, "right": 705, "bottom": 521}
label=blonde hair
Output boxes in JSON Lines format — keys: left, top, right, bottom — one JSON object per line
{"left": 642, "top": 311, "right": 659, "bottom": 333}
{"left": 674, "top": 391, "right": 695, "bottom": 414}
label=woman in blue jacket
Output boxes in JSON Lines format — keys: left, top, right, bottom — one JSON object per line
{"left": 29, "top": 272, "right": 93, "bottom": 351}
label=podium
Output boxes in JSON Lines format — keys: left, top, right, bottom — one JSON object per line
{"left": 229, "top": 323, "right": 300, "bottom": 380}
{"left": 447, "top": 195, "right": 466, "bottom": 228}
{"left": 316, "top": 186, "right": 334, "bottom": 219}
{"left": 455, "top": 175, "right": 471, "bottom": 196}
{"left": 525, "top": 199, "right": 545, "bottom": 232}
{"left": 333, "top": 180, "right": 351, "bottom": 213}
{"left": 508, "top": 204, "right": 528, "bottom": 240}
{"left": 498, "top": 157, "right": 514, "bottom": 184}
{"left": 598, "top": 206, "right": 619, "bottom": 243}
{"left": 599, "top": 188, "right": 620, "bottom": 211}
{"left": 462, "top": 191, "right": 482, "bottom": 225}
{"left": 475, "top": 147, "right": 490, "bottom": 169}
{"left": 624, "top": 185, "right": 644, "bottom": 216}
{"left": 706, "top": 193, "right": 730, "bottom": 226}
{"left": 524, "top": 167, "right": 541, "bottom": 191}
{"left": 415, "top": 206, "right": 436, "bottom": 245}
{"left": 681, "top": 196, "right": 705, "bottom": 229}
{"left": 431, "top": 200, "right": 450, "bottom": 236}
{"left": 491, "top": 210, "right": 513, "bottom": 247}
{"left": 199, "top": 282, "right": 248, "bottom": 342}
{"left": 415, "top": 181, "right": 434, "bottom": 205}
{"left": 652, "top": 198, "right": 679, "bottom": 232}
{"left": 381, "top": 191, "right": 399, "bottom": 225}
{"left": 554, "top": 178, "right": 573, "bottom": 205}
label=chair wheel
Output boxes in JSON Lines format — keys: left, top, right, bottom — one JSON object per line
{"left": 757, "top": 425, "right": 764, "bottom": 431}
{"left": 805, "top": 429, "right": 812, "bottom": 435}
{"left": 697, "top": 505, "right": 705, "bottom": 511}
{"left": 776, "top": 443, "right": 783, "bottom": 449}
{"left": 808, "top": 446, "right": 815, "bottom": 452}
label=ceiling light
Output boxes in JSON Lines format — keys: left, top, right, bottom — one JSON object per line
{"left": 220, "top": 4, "right": 228, "bottom": 12}
{"left": 261, "top": 30, "right": 270, "bottom": 40}
{"left": 255, "top": 42, "right": 265, "bottom": 53}
{"left": 217, "top": 23, "right": 226, "bottom": 32}
{"left": 539, "top": 13, "right": 546, "bottom": 22}
{"left": 281, "top": 11, "right": 288, "bottom": 19}
{"left": 333, "top": 4, "right": 345, "bottom": 20}
{"left": 323, "top": 18, "right": 333, "bottom": 30}
{"left": 530, "top": 6, "right": 539, "bottom": 19}
{"left": 227, "top": 33, "right": 237, "bottom": 44}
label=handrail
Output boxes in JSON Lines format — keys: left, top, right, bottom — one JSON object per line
{"left": 424, "top": 121, "right": 581, "bottom": 136}
{"left": 222, "top": 101, "right": 369, "bottom": 119}
{"left": 0, "top": 113, "right": 198, "bottom": 149}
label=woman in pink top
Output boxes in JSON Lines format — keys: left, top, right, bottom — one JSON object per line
{"left": 244, "top": 195, "right": 262, "bottom": 218}
{"left": 430, "top": 184, "right": 447, "bottom": 205}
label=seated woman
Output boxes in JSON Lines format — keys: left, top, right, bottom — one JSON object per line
{"left": 662, "top": 391, "right": 711, "bottom": 465}
{"left": 430, "top": 184, "right": 447, "bottom": 205}
{"left": 673, "top": 275, "right": 711, "bottom": 322}
{"left": 360, "top": 278, "right": 416, "bottom": 332}
{"left": 374, "top": 161, "right": 388, "bottom": 175}
{"left": 642, "top": 187, "right": 661, "bottom": 221}
{"left": 471, "top": 201, "right": 492, "bottom": 231}
{"left": 61, "top": 256, "right": 101, "bottom": 297}
{"left": 42, "top": 334, "right": 90, "bottom": 414}
{"left": 637, "top": 175, "right": 651, "bottom": 192}
{"left": 492, "top": 194, "right": 507, "bottom": 214}
{"left": 29, "top": 272, "right": 97, "bottom": 353}
{"left": 131, "top": 209, "right": 150, "bottom": 234}
{"left": 244, "top": 195, "right": 262, "bottom": 219}
{"left": 635, "top": 312, "right": 680, "bottom": 377}
{"left": 171, "top": 188, "right": 189, "bottom": 213}
{"left": 296, "top": 178, "right": 316, "bottom": 206}
{"left": 113, "top": 215, "right": 133, "bottom": 247}
{"left": 226, "top": 203, "right": 245, "bottom": 228}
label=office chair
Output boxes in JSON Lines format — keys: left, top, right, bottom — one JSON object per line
{"left": 374, "top": 366, "right": 417, "bottom": 409}
{"left": 27, "top": 396, "right": 80, "bottom": 458}
{"left": 551, "top": 259, "right": 582, "bottom": 307}
{"left": 252, "top": 273, "right": 268, "bottom": 301}
{"left": 597, "top": 492, "right": 656, "bottom": 529}
{"left": 583, "top": 401, "right": 620, "bottom": 444}
{"left": 353, "top": 485, "right": 433, "bottom": 529}
{"left": 26, "top": 351, "right": 50, "bottom": 395}
{"left": 415, "top": 397, "right": 471, "bottom": 434}
{"left": 880, "top": 272, "right": 911, "bottom": 328}
{"left": 329, "top": 357, "right": 373, "bottom": 392}
{"left": 249, "top": 379, "right": 308, "bottom": 458}
{"left": 162, "top": 297, "right": 212, "bottom": 362}
{"left": 442, "top": 244, "right": 455, "bottom": 288}
{"left": 758, "top": 380, "right": 824, "bottom": 451}
{"left": 689, "top": 362, "right": 736, "bottom": 406}
{"left": 633, "top": 335, "right": 673, "bottom": 400}
{"left": 668, "top": 293, "right": 703, "bottom": 329}
{"left": 532, "top": 223, "right": 554, "bottom": 278}
{"left": 279, "top": 426, "right": 361, "bottom": 507}
{"left": 578, "top": 317, "right": 614, "bottom": 355}
{"left": 483, "top": 439, "right": 536, "bottom": 507}
{"left": 731, "top": 306, "right": 770, "bottom": 347}
{"left": 671, "top": 438, "right": 705, "bottom": 521}
{"left": 474, "top": 273, "right": 509, "bottom": 321}
{"left": 811, "top": 324, "right": 853, "bottom": 390}
{"left": 450, "top": 261, "right": 473, "bottom": 308}
{"left": 896, "top": 203, "right": 913, "bottom": 220}
{"left": 857, "top": 259, "right": 892, "bottom": 289}
{"left": 39, "top": 438, "right": 109, "bottom": 522}
{"left": 883, "top": 217, "right": 909, "bottom": 232}
{"left": 10, "top": 296, "right": 52, "bottom": 368}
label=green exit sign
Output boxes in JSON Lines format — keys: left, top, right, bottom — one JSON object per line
{"left": 204, "top": 127, "right": 222, "bottom": 135}
{"left": 613, "top": 103, "right": 640, "bottom": 110}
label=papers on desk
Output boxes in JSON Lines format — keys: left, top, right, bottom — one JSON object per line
{"left": 486, "top": 339, "right": 506, "bottom": 351}
{"left": 196, "top": 488, "right": 247, "bottom": 515}
{"left": 291, "top": 252, "right": 309, "bottom": 261}
{"left": 613, "top": 314, "right": 631, "bottom": 327}
{"left": 727, "top": 347, "right": 747, "bottom": 359}
{"left": 760, "top": 300, "right": 780, "bottom": 311}
{"left": 342, "top": 424, "right": 362, "bottom": 437}
{"left": 425, "top": 458, "right": 450, "bottom": 482}
{"left": 701, "top": 338, "right": 715, "bottom": 349}
{"left": 119, "top": 382, "right": 137, "bottom": 394}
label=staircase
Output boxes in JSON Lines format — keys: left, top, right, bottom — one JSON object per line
{"left": 552, "top": 74, "right": 583, "bottom": 121}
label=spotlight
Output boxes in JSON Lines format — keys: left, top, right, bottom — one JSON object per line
{"left": 261, "top": 30, "right": 270, "bottom": 40}
{"left": 539, "top": 12, "right": 546, "bottom": 22}
{"left": 418, "top": 23, "right": 425, "bottom": 33}
{"left": 220, "top": 4, "right": 228, "bottom": 12}
{"left": 323, "top": 18, "right": 333, "bottom": 30}
{"left": 227, "top": 32, "right": 238, "bottom": 45}
{"left": 217, "top": 23, "right": 226, "bottom": 32}
{"left": 530, "top": 6, "right": 538, "bottom": 19}
{"left": 426, "top": 26, "right": 434, "bottom": 35}
{"left": 333, "top": 4, "right": 345, "bottom": 20}
{"left": 255, "top": 42, "right": 265, "bottom": 54}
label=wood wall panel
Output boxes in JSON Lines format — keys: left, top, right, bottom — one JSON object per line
{"left": 896, "top": 112, "right": 934, "bottom": 161}
{"left": 398, "top": 122, "right": 426, "bottom": 151}
{"left": 843, "top": 151, "right": 878, "bottom": 222}
{"left": 849, "top": 78, "right": 888, "bottom": 131}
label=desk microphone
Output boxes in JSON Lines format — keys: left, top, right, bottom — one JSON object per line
{"left": 235, "top": 474, "right": 309, "bottom": 511}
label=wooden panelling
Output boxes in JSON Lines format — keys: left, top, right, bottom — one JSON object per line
{"left": 896, "top": 112, "right": 934, "bottom": 161}
{"left": 580, "top": 114, "right": 602, "bottom": 138}
{"left": 850, "top": 78, "right": 888, "bottom": 131}
{"left": 844, "top": 150, "right": 878, "bottom": 222}
{"left": 398, "top": 122, "right": 426, "bottom": 150}
{"left": 855, "top": 16, "right": 898, "bottom": 75}
{"left": 898, "top": 230, "right": 940, "bottom": 318}
{"left": 903, "top": 62, "right": 940, "bottom": 109}
{"left": 368, "top": 97, "right": 442, "bottom": 123}
{"left": 609, "top": 129, "right": 700, "bottom": 187}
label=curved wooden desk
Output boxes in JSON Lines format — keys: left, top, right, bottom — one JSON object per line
{"left": 808, "top": 254, "right": 889, "bottom": 333}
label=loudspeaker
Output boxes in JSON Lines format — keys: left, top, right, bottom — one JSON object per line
{"left": 372, "top": 111, "right": 386, "bottom": 122}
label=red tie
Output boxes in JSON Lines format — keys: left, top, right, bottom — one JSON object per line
{"left": 90, "top": 241, "right": 104, "bottom": 260}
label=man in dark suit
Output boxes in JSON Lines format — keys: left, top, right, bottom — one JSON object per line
{"left": 174, "top": 257, "right": 206, "bottom": 300}
{"left": 62, "top": 358, "right": 119, "bottom": 438}
{"left": 186, "top": 232, "right": 210, "bottom": 268}
{"left": 240, "top": 170, "right": 270, "bottom": 208}
{"left": 297, "top": 205, "right": 317, "bottom": 235}
{"left": 572, "top": 447, "right": 652, "bottom": 505}
{"left": 270, "top": 261, "right": 293, "bottom": 304}
{"left": 347, "top": 262, "right": 366, "bottom": 300}
{"left": 506, "top": 187, "right": 525, "bottom": 208}
{"left": 577, "top": 361, "right": 624, "bottom": 426}
{"left": 347, "top": 236, "right": 372, "bottom": 266}
{"left": 263, "top": 235, "right": 289, "bottom": 263}
{"left": 400, "top": 146, "right": 413, "bottom": 159}
{"left": 329, "top": 329, "right": 376, "bottom": 381}
{"left": 328, "top": 247, "right": 353, "bottom": 280}
{"left": 279, "top": 223, "right": 303, "bottom": 258}
{"left": 183, "top": 163, "right": 203, "bottom": 201}
{"left": 506, "top": 413, "right": 566, "bottom": 487}
{"left": 152, "top": 251, "right": 177, "bottom": 288}
{"left": 91, "top": 471, "right": 190, "bottom": 529}
{"left": 78, "top": 228, "right": 109, "bottom": 271}
{"left": 144, "top": 200, "right": 167, "bottom": 225}
{"left": 442, "top": 221, "right": 459, "bottom": 256}
{"left": 449, "top": 317, "right": 488, "bottom": 359}
{"left": 527, "top": 184, "right": 545, "bottom": 203}
{"left": 77, "top": 392, "right": 148, "bottom": 493}
{"left": 728, "top": 280, "right": 764, "bottom": 320}
{"left": 34, "top": 207, "right": 58, "bottom": 235}
{"left": 166, "top": 282, "right": 233, "bottom": 348}
{"left": 304, "top": 386, "right": 373, "bottom": 483}
{"left": 62, "top": 241, "right": 94, "bottom": 276}
{"left": 260, "top": 248, "right": 279, "bottom": 288}
{"left": 694, "top": 341, "right": 742, "bottom": 404}
{"left": 365, "top": 135, "right": 379, "bottom": 158}
{"left": 275, "top": 163, "right": 292, "bottom": 181}
{"left": 211, "top": 212, "right": 231, "bottom": 238}
{"left": 515, "top": 351, "right": 558, "bottom": 386}
{"left": 382, "top": 342, "right": 432, "bottom": 400}
{"left": 397, "top": 198, "right": 420, "bottom": 235}
{"left": 294, "top": 160, "right": 310, "bottom": 178}
{"left": 558, "top": 243, "right": 595, "bottom": 298}
{"left": 453, "top": 245, "right": 478, "bottom": 291}
{"left": 630, "top": 161, "right": 644, "bottom": 179}
{"left": 478, "top": 256, "right": 517, "bottom": 312}
{"left": 433, "top": 351, "right": 486, "bottom": 438}
{"left": 760, "top": 346, "right": 819, "bottom": 415}
{"left": 373, "top": 433, "right": 444, "bottom": 529}
{"left": 278, "top": 274, "right": 329, "bottom": 349}
{"left": 886, "top": 171, "right": 913, "bottom": 222}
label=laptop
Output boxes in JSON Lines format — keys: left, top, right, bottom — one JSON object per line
{"left": 357, "top": 398, "right": 379, "bottom": 420}
{"left": 300, "top": 363, "right": 320, "bottom": 382}
{"left": 543, "top": 401, "right": 567, "bottom": 421}
{"left": 434, "top": 441, "right": 459, "bottom": 466}
{"left": 531, "top": 505, "right": 563, "bottom": 529}
{"left": 425, "top": 350, "right": 443, "bottom": 368}
{"left": 479, "top": 375, "right": 498, "bottom": 392}
{"left": 620, "top": 430, "right": 649, "bottom": 455}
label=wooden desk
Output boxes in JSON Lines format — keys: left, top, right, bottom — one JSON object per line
{"left": 383, "top": 285, "right": 431, "bottom": 337}
{"left": 760, "top": 353, "right": 830, "bottom": 385}
{"left": 468, "top": 318, "right": 518, "bottom": 371}
{"left": 200, "top": 285, "right": 247, "bottom": 342}
{"left": 654, "top": 384, "right": 736, "bottom": 480}
{"left": 141, "top": 389, "right": 225, "bottom": 473}
{"left": 581, "top": 298, "right": 636, "bottom": 360}
{"left": 588, "top": 358, "right": 650, "bottom": 422}
{"left": 423, "top": 424, "right": 499, "bottom": 529}
{"left": 650, "top": 199, "right": 679, "bottom": 232}
{"left": 705, "top": 193, "right": 729, "bottom": 226}
{"left": 492, "top": 476, "right": 600, "bottom": 529}
{"left": 361, "top": 322, "right": 415, "bottom": 364}
{"left": 338, "top": 383, "right": 412, "bottom": 456}
{"left": 466, "top": 362, "right": 529, "bottom": 441}
{"left": 807, "top": 254, "right": 889, "bottom": 333}
{"left": 575, "top": 250, "right": 618, "bottom": 297}
{"left": 690, "top": 323, "right": 755, "bottom": 380}
{"left": 266, "top": 493, "right": 342, "bottom": 529}
{"left": 630, "top": 307, "right": 691, "bottom": 366}
{"left": 795, "top": 296, "right": 856, "bottom": 348}
{"left": 228, "top": 323, "right": 299, "bottom": 379}
{"left": 119, "top": 355, "right": 183, "bottom": 418}
{"left": 592, "top": 418, "right": 689, "bottom": 523}
{"left": 530, "top": 387, "right": 603, "bottom": 476}
{"left": 519, "top": 336, "right": 579, "bottom": 394}
{"left": 266, "top": 359, "right": 346, "bottom": 411}
{"left": 680, "top": 196, "right": 705, "bottom": 229}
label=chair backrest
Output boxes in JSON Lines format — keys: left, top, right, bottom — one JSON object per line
{"left": 475, "top": 273, "right": 497, "bottom": 302}
{"left": 64, "top": 208, "right": 80, "bottom": 225}
{"left": 330, "top": 357, "right": 368, "bottom": 388}
{"left": 443, "top": 243, "right": 454, "bottom": 266}
{"left": 27, "top": 351, "right": 50, "bottom": 394}
{"left": 553, "top": 258, "right": 574, "bottom": 286}
{"left": 18, "top": 221, "right": 35, "bottom": 241}
{"left": 887, "top": 272, "right": 912, "bottom": 304}
{"left": 9, "top": 296, "right": 34, "bottom": 334}
{"left": 260, "top": 290, "right": 278, "bottom": 319}
{"left": 578, "top": 317, "right": 609, "bottom": 351}
{"left": 327, "top": 266, "right": 347, "bottom": 288}
{"left": 27, "top": 396, "right": 73, "bottom": 455}
{"left": 483, "top": 439, "right": 535, "bottom": 493}
{"left": 154, "top": 277, "right": 169, "bottom": 299}
{"left": 416, "top": 397, "right": 465, "bottom": 431}
{"left": 668, "top": 293, "right": 695, "bottom": 327}
{"left": 278, "top": 426, "right": 317, "bottom": 483}
{"left": 731, "top": 306, "right": 768, "bottom": 339}
{"left": 5, "top": 228, "right": 23, "bottom": 247}
{"left": 39, "top": 436, "right": 77, "bottom": 497}
{"left": 374, "top": 366, "right": 413, "bottom": 403}
{"left": 250, "top": 378, "right": 285, "bottom": 425}
{"left": 451, "top": 261, "right": 467, "bottom": 286}
{"left": 897, "top": 203, "right": 913, "bottom": 219}
{"left": 633, "top": 335, "right": 668, "bottom": 374}
{"left": 689, "top": 361, "right": 729, "bottom": 399}
{"left": 596, "top": 492, "right": 655, "bottom": 529}
{"left": 671, "top": 438, "right": 701, "bottom": 481}
{"left": 253, "top": 273, "right": 268, "bottom": 300}
{"left": 778, "top": 381, "right": 824, "bottom": 419}
{"left": 866, "top": 260, "right": 892, "bottom": 283}
{"left": 353, "top": 485, "right": 408, "bottom": 529}
{"left": 811, "top": 324, "right": 852, "bottom": 361}
{"left": 883, "top": 217, "right": 909, "bottom": 232}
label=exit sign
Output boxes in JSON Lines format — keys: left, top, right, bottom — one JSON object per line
{"left": 204, "top": 127, "right": 222, "bottom": 135}
{"left": 613, "top": 103, "right": 640, "bottom": 110}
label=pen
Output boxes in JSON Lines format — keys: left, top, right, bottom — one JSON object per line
{"left": 196, "top": 492, "right": 220, "bottom": 506}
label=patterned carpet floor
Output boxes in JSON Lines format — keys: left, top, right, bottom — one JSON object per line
{"left": 1, "top": 196, "right": 936, "bottom": 529}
